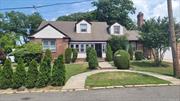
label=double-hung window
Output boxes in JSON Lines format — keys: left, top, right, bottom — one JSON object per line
{"left": 42, "top": 39, "right": 56, "bottom": 52}
{"left": 80, "top": 24, "right": 87, "bottom": 32}
{"left": 114, "top": 26, "right": 120, "bottom": 34}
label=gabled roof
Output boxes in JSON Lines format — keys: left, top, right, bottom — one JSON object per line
{"left": 35, "top": 21, "right": 140, "bottom": 41}
{"left": 37, "top": 21, "right": 111, "bottom": 41}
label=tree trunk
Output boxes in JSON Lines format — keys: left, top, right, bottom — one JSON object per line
{"left": 167, "top": 0, "right": 180, "bottom": 77}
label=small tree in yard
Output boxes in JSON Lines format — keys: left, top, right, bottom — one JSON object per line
{"left": 140, "top": 17, "right": 169, "bottom": 66}
{"left": 108, "top": 35, "right": 129, "bottom": 53}
{"left": 88, "top": 48, "right": 98, "bottom": 69}
{"left": 12, "top": 58, "right": 26, "bottom": 89}
{"left": 26, "top": 60, "right": 38, "bottom": 88}
{"left": 128, "top": 44, "right": 134, "bottom": 60}
{"left": 0, "top": 59, "right": 13, "bottom": 89}
{"left": 86, "top": 47, "right": 91, "bottom": 61}
{"left": 106, "top": 44, "right": 113, "bottom": 61}
{"left": 36, "top": 61, "right": 49, "bottom": 88}
{"left": 51, "top": 55, "right": 66, "bottom": 86}
{"left": 72, "top": 49, "right": 78, "bottom": 63}
{"left": 43, "top": 49, "right": 52, "bottom": 79}
{"left": 65, "top": 48, "right": 72, "bottom": 64}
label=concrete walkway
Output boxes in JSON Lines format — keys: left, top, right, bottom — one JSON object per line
{"left": 99, "top": 62, "right": 116, "bottom": 69}
{"left": 62, "top": 69, "right": 180, "bottom": 90}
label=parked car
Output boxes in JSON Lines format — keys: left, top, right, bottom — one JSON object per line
{"left": 6, "top": 53, "right": 15, "bottom": 63}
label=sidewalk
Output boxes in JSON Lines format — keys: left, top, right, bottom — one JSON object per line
{"left": 62, "top": 69, "right": 180, "bottom": 90}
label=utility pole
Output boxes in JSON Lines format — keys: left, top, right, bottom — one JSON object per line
{"left": 167, "top": 0, "right": 180, "bottom": 77}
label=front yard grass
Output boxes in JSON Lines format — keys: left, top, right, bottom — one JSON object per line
{"left": 65, "top": 63, "right": 89, "bottom": 81}
{"left": 131, "top": 61, "right": 173, "bottom": 76}
{"left": 86, "top": 72, "right": 170, "bottom": 88}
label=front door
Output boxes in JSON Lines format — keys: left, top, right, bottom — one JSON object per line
{"left": 95, "top": 44, "right": 102, "bottom": 58}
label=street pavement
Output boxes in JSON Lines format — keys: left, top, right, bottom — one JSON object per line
{"left": 0, "top": 86, "right": 180, "bottom": 101}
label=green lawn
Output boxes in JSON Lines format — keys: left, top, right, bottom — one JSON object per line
{"left": 86, "top": 72, "right": 170, "bottom": 87}
{"left": 131, "top": 61, "right": 173, "bottom": 76}
{"left": 65, "top": 63, "right": 89, "bottom": 81}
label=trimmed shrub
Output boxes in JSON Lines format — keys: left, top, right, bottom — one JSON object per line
{"left": 36, "top": 61, "right": 49, "bottom": 88}
{"left": 26, "top": 60, "right": 38, "bottom": 88}
{"left": 114, "top": 50, "right": 130, "bottom": 69}
{"left": 12, "top": 58, "right": 26, "bottom": 89}
{"left": 0, "top": 59, "right": 13, "bottom": 89}
{"left": 86, "top": 47, "right": 91, "bottom": 61}
{"left": 106, "top": 44, "right": 113, "bottom": 61}
{"left": 51, "top": 55, "right": 66, "bottom": 86}
{"left": 88, "top": 48, "right": 98, "bottom": 69}
{"left": 65, "top": 48, "right": 72, "bottom": 64}
{"left": 135, "top": 50, "right": 144, "bottom": 60}
{"left": 13, "top": 42, "right": 43, "bottom": 65}
{"left": 128, "top": 44, "right": 134, "bottom": 60}
{"left": 0, "top": 48, "right": 6, "bottom": 64}
{"left": 72, "top": 49, "right": 78, "bottom": 63}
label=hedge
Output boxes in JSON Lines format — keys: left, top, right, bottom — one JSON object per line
{"left": 72, "top": 49, "right": 78, "bottom": 63}
{"left": 106, "top": 44, "right": 113, "bottom": 61}
{"left": 135, "top": 50, "right": 144, "bottom": 60}
{"left": 88, "top": 48, "right": 98, "bottom": 69}
{"left": 65, "top": 48, "right": 72, "bottom": 64}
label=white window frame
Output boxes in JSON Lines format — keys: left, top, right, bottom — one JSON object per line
{"left": 114, "top": 26, "right": 120, "bottom": 34}
{"left": 80, "top": 24, "right": 88, "bottom": 32}
{"left": 42, "top": 39, "right": 56, "bottom": 52}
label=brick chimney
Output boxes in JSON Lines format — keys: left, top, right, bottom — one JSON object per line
{"left": 137, "top": 12, "right": 144, "bottom": 27}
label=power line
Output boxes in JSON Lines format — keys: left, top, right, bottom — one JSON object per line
{"left": 0, "top": 0, "right": 93, "bottom": 11}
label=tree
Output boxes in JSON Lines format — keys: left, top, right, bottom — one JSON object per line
{"left": 72, "top": 49, "right": 78, "bottom": 63}
{"left": 65, "top": 48, "right": 72, "bottom": 64}
{"left": 108, "top": 35, "right": 129, "bottom": 53}
{"left": 51, "top": 55, "right": 66, "bottom": 86}
{"left": 128, "top": 44, "right": 133, "bottom": 60}
{"left": 1, "top": 11, "right": 43, "bottom": 44}
{"left": 106, "top": 44, "right": 113, "bottom": 61}
{"left": 140, "top": 17, "right": 169, "bottom": 66}
{"left": 0, "top": 59, "right": 13, "bottom": 89}
{"left": 93, "top": 0, "right": 136, "bottom": 29}
{"left": 36, "top": 61, "right": 49, "bottom": 88}
{"left": 0, "top": 33, "right": 16, "bottom": 54}
{"left": 57, "top": 11, "right": 96, "bottom": 21}
{"left": 88, "top": 48, "right": 98, "bottom": 69}
{"left": 12, "top": 58, "right": 26, "bottom": 89}
{"left": 167, "top": 0, "right": 180, "bottom": 77}
{"left": 43, "top": 49, "right": 52, "bottom": 72}
{"left": 26, "top": 60, "right": 38, "bottom": 88}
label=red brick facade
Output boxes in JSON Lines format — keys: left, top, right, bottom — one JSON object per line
{"left": 30, "top": 38, "right": 69, "bottom": 59}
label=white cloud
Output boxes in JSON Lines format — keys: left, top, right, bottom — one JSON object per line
{"left": 131, "top": 0, "right": 180, "bottom": 22}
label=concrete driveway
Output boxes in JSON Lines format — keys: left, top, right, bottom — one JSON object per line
{"left": 0, "top": 86, "right": 180, "bottom": 101}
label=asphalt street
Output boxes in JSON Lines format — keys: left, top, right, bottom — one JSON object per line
{"left": 0, "top": 86, "right": 180, "bottom": 101}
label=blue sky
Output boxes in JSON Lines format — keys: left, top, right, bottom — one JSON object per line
{"left": 0, "top": 0, "right": 180, "bottom": 22}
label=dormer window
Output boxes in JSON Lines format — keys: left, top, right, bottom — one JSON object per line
{"left": 114, "top": 26, "right": 120, "bottom": 34}
{"left": 80, "top": 24, "right": 87, "bottom": 32}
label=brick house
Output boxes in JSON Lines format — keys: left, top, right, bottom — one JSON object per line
{"left": 30, "top": 20, "right": 143, "bottom": 59}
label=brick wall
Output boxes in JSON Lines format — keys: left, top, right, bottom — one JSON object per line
{"left": 30, "top": 38, "right": 69, "bottom": 59}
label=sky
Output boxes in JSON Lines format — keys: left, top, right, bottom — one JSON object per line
{"left": 0, "top": 0, "right": 180, "bottom": 22}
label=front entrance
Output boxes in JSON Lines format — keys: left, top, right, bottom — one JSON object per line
{"left": 95, "top": 44, "right": 102, "bottom": 58}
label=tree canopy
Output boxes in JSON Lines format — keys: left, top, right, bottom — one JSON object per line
{"left": 57, "top": 0, "right": 136, "bottom": 29}
{"left": 140, "top": 17, "right": 169, "bottom": 66}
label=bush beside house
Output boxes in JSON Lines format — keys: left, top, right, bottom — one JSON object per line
{"left": 86, "top": 47, "right": 91, "bottom": 61}
{"left": 128, "top": 44, "right": 134, "bottom": 60}
{"left": 0, "top": 48, "right": 6, "bottom": 64}
{"left": 88, "top": 48, "right": 98, "bottom": 69}
{"left": 65, "top": 48, "right": 72, "bottom": 64}
{"left": 135, "top": 50, "right": 144, "bottom": 60}
{"left": 106, "top": 44, "right": 113, "bottom": 61}
{"left": 72, "top": 49, "right": 78, "bottom": 63}
{"left": 114, "top": 50, "right": 130, "bottom": 69}
{"left": 13, "top": 42, "right": 43, "bottom": 65}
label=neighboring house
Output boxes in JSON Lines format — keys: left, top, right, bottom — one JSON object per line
{"left": 30, "top": 20, "right": 142, "bottom": 59}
